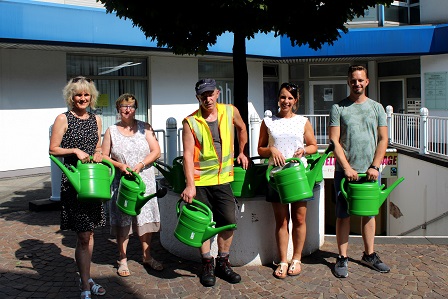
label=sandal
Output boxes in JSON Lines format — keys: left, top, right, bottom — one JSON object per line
{"left": 273, "top": 262, "right": 288, "bottom": 279}
{"left": 143, "top": 257, "right": 163, "bottom": 271}
{"left": 80, "top": 290, "right": 91, "bottom": 299}
{"left": 79, "top": 278, "right": 106, "bottom": 296}
{"left": 288, "top": 259, "right": 302, "bottom": 276}
{"left": 117, "top": 259, "right": 131, "bottom": 277}
{"left": 89, "top": 278, "right": 106, "bottom": 296}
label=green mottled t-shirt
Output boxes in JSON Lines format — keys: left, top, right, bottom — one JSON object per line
{"left": 329, "top": 97, "right": 387, "bottom": 172}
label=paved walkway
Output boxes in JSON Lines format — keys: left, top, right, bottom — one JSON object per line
{"left": 0, "top": 173, "right": 447, "bottom": 298}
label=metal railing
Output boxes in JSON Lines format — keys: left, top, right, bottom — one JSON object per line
{"left": 387, "top": 106, "right": 448, "bottom": 159}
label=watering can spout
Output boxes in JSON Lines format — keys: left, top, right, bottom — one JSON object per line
{"left": 50, "top": 154, "right": 80, "bottom": 193}
{"left": 154, "top": 161, "right": 174, "bottom": 185}
{"left": 135, "top": 187, "right": 168, "bottom": 211}
{"left": 306, "top": 141, "right": 334, "bottom": 189}
{"left": 379, "top": 177, "right": 405, "bottom": 205}
{"left": 202, "top": 223, "right": 237, "bottom": 243}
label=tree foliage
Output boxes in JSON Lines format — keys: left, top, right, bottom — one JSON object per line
{"left": 97, "top": 0, "right": 393, "bottom": 150}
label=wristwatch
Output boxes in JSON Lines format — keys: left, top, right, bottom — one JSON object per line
{"left": 369, "top": 165, "right": 380, "bottom": 171}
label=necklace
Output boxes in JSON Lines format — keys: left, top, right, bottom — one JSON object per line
{"left": 70, "top": 110, "right": 88, "bottom": 119}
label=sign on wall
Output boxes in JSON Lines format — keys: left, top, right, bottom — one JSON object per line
{"left": 322, "top": 152, "right": 398, "bottom": 179}
{"left": 425, "top": 72, "right": 448, "bottom": 110}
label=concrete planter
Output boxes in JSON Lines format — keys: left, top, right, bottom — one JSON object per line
{"left": 158, "top": 181, "right": 325, "bottom": 266}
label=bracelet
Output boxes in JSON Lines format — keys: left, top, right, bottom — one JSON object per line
{"left": 369, "top": 165, "right": 380, "bottom": 171}
{"left": 303, "top": 147, "right": 306, "bottom": 156}
{"left": 139, "top": 161, "right": 146, "bottom": 168}
{"left": 94, "top": 149, "right": 102, "bottom": 155}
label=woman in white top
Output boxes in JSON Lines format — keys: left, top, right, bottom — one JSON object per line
{"left": 102, "top": 93, "right": 163, "bottom": 277}
{"left": 258, "top": 83, "right": 318, "bottom": 279}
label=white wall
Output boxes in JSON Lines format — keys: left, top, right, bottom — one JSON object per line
{"left": 247, "top": 60, "right": 264, "bottom": 120}
{"left": 388, "top": 153, "right": 448, "bottom": 236}
{"left": 420, "top": 54, "right": 448, "bottom": 117}
{"left": 420, "top": 0, "right": 448, "bottom": 24}
{"left": 150, "top": 56, "right": 199, "bottom": 132}
{"left": 0, "top": 49, "right": 66, "bottom": 173}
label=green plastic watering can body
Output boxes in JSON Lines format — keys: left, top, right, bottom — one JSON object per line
{"left": 340, "top": 173, "right": 405, "bottom": 216}
{"left": 50, "top": 155, "right": 115, "bottom": 202}
{"left": 231, "top": 156, "right": 268, "bottom": 198}
{"left": 154, "top": 156, "right": 185, "bottom": 193}
{"left": 117, "top": 168, "right": 168, "bottom": 216}
{"left": 174, "top": 199, "right": 237, "bottom": 248}
{"left": 265, "top": 158, "right": 312, "bottom": 204}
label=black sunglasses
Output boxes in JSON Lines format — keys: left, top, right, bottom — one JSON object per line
{"left": 281, "top": 83, "right": 298, "bottom": 91}
{"left": 72, "top": 77, "right": 93, "bottom": 83}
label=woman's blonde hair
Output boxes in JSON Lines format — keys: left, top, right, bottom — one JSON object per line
{"left": 63, "top": 76, "right": 99, "bottom": 109}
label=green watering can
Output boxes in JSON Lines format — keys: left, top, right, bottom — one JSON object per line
{"left": 174, "top": 199, "right": 237, "bottom": 248}
{"left": 50, "top": 155, "right": 115, "bottom": 202}
{"left": 154, "top": 156, "right": 185, "bottom": 194}
{"left": 265, "top": 142, "right": 334, "bottom": 204}
{"left": 305, "top": 152, "right": 324, "bottom": 183}
{"left": 116, "top": 168, "right": 168, "bottom": 216}
{"left": 231, "top": 156, "right": 268, "bottom": 198}
{"left": 340, "top": 173, "right": 405, "bottom": 216}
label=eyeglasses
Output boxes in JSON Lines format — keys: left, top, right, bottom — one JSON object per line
{"left": 71, "top": 77, "right": 93, "bottom": 83}
{"left": 119, "top": 105, "right": 136, "bottom": 111}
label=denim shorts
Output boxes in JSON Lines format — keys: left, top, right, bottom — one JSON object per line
{"left": 195, "top": 183, "right": 238, "bottom": 229}
{"left": 334, "top": 171, "right": 378, "bottom": 219}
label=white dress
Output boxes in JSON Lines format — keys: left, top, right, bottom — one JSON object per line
{"left": 108, "top": 121, "right": 160, "bottom": 236}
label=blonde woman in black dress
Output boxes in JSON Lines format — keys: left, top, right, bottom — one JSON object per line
{"left": 49, "top": 77, "right": 106, "bottom": 299}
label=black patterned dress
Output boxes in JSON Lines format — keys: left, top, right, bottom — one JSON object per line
{"left": 60, "top": 111, "right": 106, "bottom": 232}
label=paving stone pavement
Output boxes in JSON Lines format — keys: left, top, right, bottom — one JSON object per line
{"left": 0, "top": 173, "right": 447, "bottom": 298}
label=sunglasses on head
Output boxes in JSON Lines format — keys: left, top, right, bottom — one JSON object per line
{"left": 281, "top": 83, "right": 298, "bottom": 91}
{"left": 71, "top": 77, "right": 93, "bottom": 83}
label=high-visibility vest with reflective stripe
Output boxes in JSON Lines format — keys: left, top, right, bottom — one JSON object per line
{"left": 184, "top": 103, "right": 234, "bottom": 186}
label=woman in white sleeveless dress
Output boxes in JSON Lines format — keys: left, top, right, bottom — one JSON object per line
{"left": 102, "top": 93, "right": 163, "bottom": 277}
{"left": 258, "top": 83, "right": 318, "bottom": 279}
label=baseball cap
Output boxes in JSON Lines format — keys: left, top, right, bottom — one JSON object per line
{"left": 195, "top": 79, "right": 216, "bottom": 95}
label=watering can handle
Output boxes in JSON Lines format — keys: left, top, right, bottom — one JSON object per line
{"left": 125, "top": 167, "right": 143, "bottom": 187}
{"left": 176, "top": 198, "right": 211, "bottom": 218}
{"left": 98, "top": 157, "right": 116, "bottom": 185}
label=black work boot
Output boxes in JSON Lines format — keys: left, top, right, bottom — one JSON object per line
{"left": 215, "top": 255, "right": 241, "bottom": 284}
{"left": 200, "top": 257, "right": 216, "bottom": 287}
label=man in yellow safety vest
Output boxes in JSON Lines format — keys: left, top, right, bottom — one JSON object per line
{"left": 181, "top": 78, "right": 249, "bottom": 287}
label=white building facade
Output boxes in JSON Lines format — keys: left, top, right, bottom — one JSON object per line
{"left": 0, "top": 0, "right": 448, "bottom": 176}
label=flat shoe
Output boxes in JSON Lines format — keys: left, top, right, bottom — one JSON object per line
{"left": 273, "top": 262, "right": 288, "bottom": 279}
{"left": 117, "top": 260, "right": 131, "bottom": 277}
{"left": 143, "top": 257, "right": 163, "bottom": 271}
{"left": 288, "top": 259, "right": 302, "bottom": 276}
{"left": 80, "top": 290, "right": 91, "bottom": 299}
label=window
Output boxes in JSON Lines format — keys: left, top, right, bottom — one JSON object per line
{"left": 67, "top": 55, "right": 148, "bottom": 134}
{"left": 198, "top": 61, "right": 234, "bottom": 104}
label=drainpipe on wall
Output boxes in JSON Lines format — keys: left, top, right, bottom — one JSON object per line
{"left": 378, "top": 4, "right": 385, "bottom": 27}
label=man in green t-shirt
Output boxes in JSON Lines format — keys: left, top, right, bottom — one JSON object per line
{"left": 329, "top": 65, "right": 389, "bottom": 278}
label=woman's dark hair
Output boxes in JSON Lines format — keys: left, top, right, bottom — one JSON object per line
{"left": 278, "top": 82, "right": 299, "bottom": 99}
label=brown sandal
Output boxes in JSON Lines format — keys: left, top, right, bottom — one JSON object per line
{"left": 117, "top": 259, "right": 131, "bottom": 277}
{"left": 288, "top": 259, "right": 302, "bottom": 276}
{"left": 143, "top": 257, "right": 163, "bottom": 271}
{"left": 273, "top": 262, "right": 288, "bottom": 279}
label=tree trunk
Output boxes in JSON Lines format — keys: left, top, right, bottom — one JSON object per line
{"left": 233, "top": 31, "right": 249, "bottom": 155}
